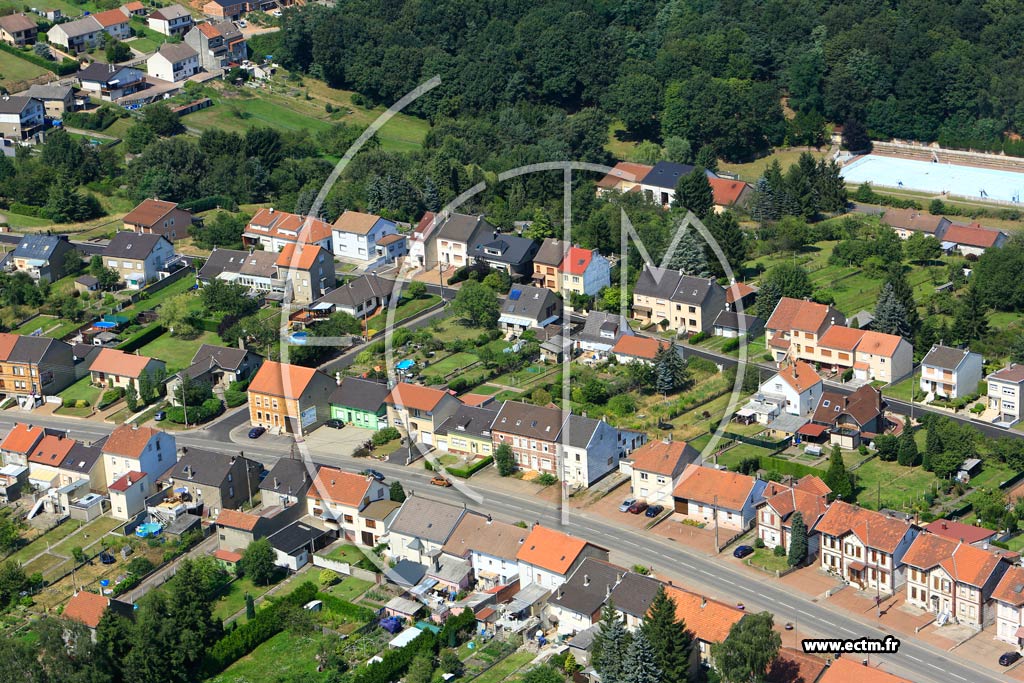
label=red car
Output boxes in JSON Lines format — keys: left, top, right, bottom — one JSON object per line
{"left": 628, "top": 501, "right": 649, "bottom": 514}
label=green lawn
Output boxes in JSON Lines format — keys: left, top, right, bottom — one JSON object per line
{"left": 0, "top": 48, "right": 49, "bottom": 88}
{"left": 720, "top": 147, "right": 829, "bottom": 183}
{"left": 125, "top": 275, "right": 200, "bottom": 314}
{"left": 4, "top": 212, "right": 53, "bottom": 229}
{"left": 428, "top": 351, "right": 478, "bottom": 376}
{"left": 57, "top": 376, "right": 102, "bottom": 410}
{"left": 746, "top": 547, "right": 792, "bottom": 574}
{"left": 183, "top": 92, "right": 338, "bottom": 136}
{"left": 849, "top": 458, "right": 938, "bottom": 511}
{"left": 211, "top": 576, "right": 279, "bottom": 622}
{"left": 473, "top": 651, "right": 537, "bottom": 683}
{"left": 209, "top": 630, "right": 325, "bottom": 683}
{"left": 322, "top": 544, "right": 365, "bottom": 565}
{"left": 884, "top": 374, "right": 924, "bottom": 402}
{"left": 326, "top": 576, "right": 374, "bottom": 603}
{"left": 138, "top": 330, "right": 222, "bottom": 373}
{"left": 12, "top": 315, "right": 58, "bottom": 335}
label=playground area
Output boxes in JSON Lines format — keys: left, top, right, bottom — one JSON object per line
{"left": 842, "top": 154, "right": 1024, "bottom": 203}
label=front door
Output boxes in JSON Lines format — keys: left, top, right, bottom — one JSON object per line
{"left": 361, "top": 531, "right": 374, "bottom": 546}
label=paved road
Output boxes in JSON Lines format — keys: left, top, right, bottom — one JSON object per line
{"left": 0, "top": 410, "right": 1005, "bottom": 683}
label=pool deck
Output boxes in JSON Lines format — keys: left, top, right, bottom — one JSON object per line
{"left": 842, "top": 154, "right": 1024, "bottom": 204}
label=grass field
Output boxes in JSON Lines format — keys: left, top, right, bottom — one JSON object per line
{"left": 473, "top": 651, "right": 537, "bottom": 683}
{"left": 325, "top": 576, "right": 375, "bottom": 603}
{"left": 0, "top": 49, "right": 49, "bottom": 88}
{"left": 4, "top": 212, "right": 54, "bottom": 229}
{"left": 720, "top": 147, "right": 829, "bottom": 182}
{"left": 850, "top": 458, "right": 937, "bottom": 511}
{"left": 323, "top": 544, "right": 365, "bottom": 565}
{"left": 211, "top": 576, "right": 281, "bottom": 622}
{"left": 428, "top": 351, "right": 478, "bottom": 376}
{"left": 57, "top": 376, "right": 102, "bottom": 412}
{"left": 210, "top": 630, "right": 324, "bottom": 683}
{"left": 138, "top": 330, "right": 222, "bottom": 373}
{"left": 747, "top": 547, "right": 792, "bottom": 573}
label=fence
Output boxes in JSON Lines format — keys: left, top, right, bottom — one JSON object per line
{"left": 721, "top": 431, "right": 791, "bottom": 451}
{"left": 312, "top": 554, "right": 382, "bottom": 584}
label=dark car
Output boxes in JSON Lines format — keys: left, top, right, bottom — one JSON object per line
{"left": 153, "top": 411, "right": 166, "bottom": 422}
{"left": 733, "top": 545, "right": 754, "bottom": 559}
{"left": 324, "top": 419, "right": 345, "bottom": 429}
{"left": 248, "top": 426, "right": 266, "bottom": 439}
{"left": 364, "top": 468, "right": 385, "bottom": 481}
{"left": 645, "top": 504, "right": 665, "bottom": 518}
{"left": 628, "top": 501, "right": 649, "bottom": 514}
{"left": 1000, "top": 652, "right": 1022, "bottom": 667}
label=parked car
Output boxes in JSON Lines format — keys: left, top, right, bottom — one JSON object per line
{"left": 619, "top": 498, "right": 636, "bottom": 513}
{"left": 363, "top": 468, "right": 385, "bottom": 481}
{"left": 324, "top": 419, "right": 345, "bottom": 429}
{"left": 628, "top": 501, "right": 648, "bottom": 514}
{"left": 733, "top": 545, "right": 754, "bottom": 559}
{"left": 153, "top": 411, "right": 166, "bottom": 422}
{"left": 645, "top": 504, "right": 664, "bottom": 518}
{"left": 248, "top": 426, "right": 266, "bottom": 439}
{"left": 1000, "top": 652, "right": 1022, "bottom": 667}
{"left": 430, "top": 475, "right": 452, "bottom": 487}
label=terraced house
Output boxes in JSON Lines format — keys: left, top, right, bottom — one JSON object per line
{"left": 306, "top": 467, "right": 390, "bottom": 546}
{"left": 384, "top": 382, "right": 462, "bottom": 447}
{"left": 765, "top": 297, "right": 846, "bottom": 364}
{"left": 433, "top": 403, "right": 498, "bottom": 459}
{"left": 490, "top": 401, "right": 566, "bottom": 476}
{"left": 0, "top": 333, "right": 75, "bottom": 407}
{"left": 329, "top": 377, "right": 389, "bottom": 430}
{"left": 631, "top": 265, "right": 726, "bottom": 336}
{"left": 247, "top": 361, "right": 335, "bottom": 435}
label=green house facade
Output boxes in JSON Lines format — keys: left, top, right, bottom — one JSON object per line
{"left": 329, "top": 377, "right": 389, "bottom": 430}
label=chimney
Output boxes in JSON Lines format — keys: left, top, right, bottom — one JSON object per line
{"left": 131, "top": 422, "right": 138, "bottom": 430}
{"left": 269, "top": 207, "right": 274, "bottom": 214}
{"left": 606, "top": 584, "right": 611, "bottom": 599}
{"left": 486, "top": 514, "right": 492, "bottom": 524}
{"left": 583, "top": 574, "right": 590, "bottom": 587}
{"left": 700, "top": 596, "right": 707, "bottom": 609}
{"left": 941, "top": 521, "right": 947, "bottom": 530}
{"left": 229, "top": 455, "right": 236, "bottom": 466}
{"left": 184, "top": 464, "right": 193, "bottom": 480}
{"left": 238, "top": 336, "right": 244, "bottom": 350}
{"left": 273, "top": 477, "right": 280, "bottom": 491}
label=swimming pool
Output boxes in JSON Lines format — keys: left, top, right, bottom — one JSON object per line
{"left": 396, "top": 359, "right": 415, "bottom": 371}
{"left": 841, "top": 154, "right": 1024, "bottom": 204}
{"left": 135, "top": 522, "right": 162, "bottom": 538}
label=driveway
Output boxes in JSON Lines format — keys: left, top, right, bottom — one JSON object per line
{"left": 303, "top": 424, "right": 375, "bottom": 458}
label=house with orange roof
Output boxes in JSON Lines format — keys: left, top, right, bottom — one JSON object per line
{"left": 816, "top": 500, "right": 919, "bottom": 595}
{"left": 62, "top": 590, "right": 132, "bottom": 637}
{"left": 101, "top": 423, "right": 175, "bottom": 488}
{"left": 26, "top": 432, "right": 75, "bottom": 479}
{"left": 672, "top": 464, "right": 769, "bottom": 532}
{"left": 764, "top": 297, "right": 845, "bottom": 364}
{"left": 903, "top": 532, "right": 1011, "bottom": 627}
{"left": 274, "top": 243, "right": 336, "bottom": 304}
{"left": 122, "top": 198, "right": 192, "bottom": 242}
{"left": 595, "top": 161, "right": 653, "bottom": 196}
{"left": 708, "top": 176, "right": 752, "bottom": 213}
{"left": 725, "top": 281, "right": 758, "bottom": 310}
{"left": 767, "top": 648, "right": 828, "bottom": 683}
{"left": 628, "top": 438, "right": 700, "bottom": 504}
{"left": 92, "top": 8, "right": 130, "bottom": 39}
{"left": 818, "top": 656, "right": 912, "bottom": 683}
{"left": 750, "top": 361, "right": 823, "bottom": 422}
{"left": 247, "top": 360, "right": 335, "bottom": 435}
{"left": 0, "top": 332, "right": 76, "bottom": 406}
{"left": 940, "top": 222, "right": 1008, "bottom": 257}
{"left": 515, "top": 524, "right": 608, "bottom": 590}
{"left": 0, "top": 422, "right": 47, "bottom": 467}
{"left": 184, "top": 19, "right": 245, "bottom": 70}
{"left": 88, "top": 347, "right": 165, "bottom": 391}
{"left": 331, "top": 210, "right": 399, "bottom": 266}
{"left": 663, "top": 584, "right": 746, "bottom": 669}
{"left": 610, "top": 335, "right": 669, "bottom": 365}
{"left": 307, "top": 466, "right": 390, "bottom": 546}
{"left": 241, "top": 207, "right": 333, "bottom": 253}
{"left": 558, "top": 245, "right": 610, "bottom": 296}
{"left": 993, "top": 565, "right": 1024, "bottom": 645}
{"left": 815, "top": 326, "right": 912, "bottom": 383}
{"left": 120, "top": 1, "right": 147, "bottom": 17}
{"left": 756, "top": 475, "right": 831, "bottom": 554}
{"left": 384, "top": 382, "right": 462, "bottom": 447}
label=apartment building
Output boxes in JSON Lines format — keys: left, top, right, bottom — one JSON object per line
{"left": 631, "top": 266, "right": 726, "bottom": 336}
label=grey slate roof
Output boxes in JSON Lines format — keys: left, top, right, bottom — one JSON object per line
{"left": 8, "top": 336, "right": 64, "bottom": 363}
{"left": 56, "top": 16, "right": 101, "bottom": 39}
{"left": 158, "top": 448, "right": 257, "bottom": 487}
{"left": 0, "top": 95, "right": 37, "bottom": 115}
{"left": 155, "top": 42, "right": 197, "bottom": 62}
{"left": 77, "top": 62, "right": 141, "bottom": 86}
{"left": 500, "top": 285, "right": 561, "bottom": 323}
{"left": 471, "top": 232, "right": 539, "bottom": 267}
{"left": 388, "top": 559, "right": 427, "bottom": 587}
{"left": 150, "top": 4, "right": 191, "bottom": 20}
{"left": 328, "top": 377, "right": 390, "bottom": 413}
{"left": 713, "top": 310, "right": 764, "bottom": 331}
{"left": 21, "top": 84, "right": 73, "bottom": 101}
{"left": 548, "top": 557, "right": 625, "bottom": 617}
{"left": 11, "top": 234, "right": 67, "bottom": 261}
{"left": 389, "top": 496, "right": 467, "bottom": 545}
{"left": 633, "top": 266, "right": 719, "bottom": 306}
{"left": 434, "top": 404, "right": 499, "bottom": 439}
{"left": 198, "top": 248, "right": 277, "bottom": 280}
{"left": 577, "top": 311, "right": 630, "bottom": 345}
{"left": 259, "top": 457, "right": 315, "bottom": 497}
{"left": 533, "top": 237, "right": 569, "bottom": 267}
{"left": 922, "top": 344, "right": 975, "bottom": 370}
{"left": 59, "top": 443, "right": 101, "bottom": 477}
{"left": 564, "top": 415, "right": 601, "bottom": 449}
{"left": 492, "top": 401, "right": 565, "bottom": 440}
{"left": 103, "top": 231, "right": 167, "bottom": 260}
{"left": 434, "top": 212, "right": 491, "bottom": 243}
{"left": 640, "top": 161, "right": 696, "bottom": 190}
{"left": 266, "top": 520, "right": 327, "bottom": 554}
{"left": 190, "top": 344, "right": 251, "bottom": 371}
{"left": 317, "top": 273, "right": 391, "bottom": 310}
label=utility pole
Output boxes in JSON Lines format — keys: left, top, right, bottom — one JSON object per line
{"left": 713, "top": 494, "right": 719, "bottom": 552}
{"left": 240, "top": 450, "right": 253, "bottom": 510}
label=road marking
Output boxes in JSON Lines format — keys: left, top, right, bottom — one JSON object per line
{"left": 798, "top": 610, "right": 813, "bottom": 617}
{"left": 906, "top": 655, "right": 922, "bottom": 662}
{"left": 720, "top": 579, "right": 735, "bottom": 586}
{"left": 949, "top": 673, "right": 966, "bottom": 680}
{"left": 778, "top": 602, "right": 794, "bottom": 609}
{"left": 839, "top": 626, "right": 856, "bottom": 635}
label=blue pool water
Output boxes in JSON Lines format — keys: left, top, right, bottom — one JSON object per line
{"left": 396, "top": 359, "right": 415, "bottom": 371}
{"left": 135, "top": 522, "right": 162, "bottom": 538}
{"left": 842, "top": 154, "right": 1024, "bottom": 203}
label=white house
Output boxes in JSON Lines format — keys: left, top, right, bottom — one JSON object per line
{"left": 109, "top": 471, "right": 150, "bottom": 520}
{"left": 441, "top": 514, "right": 525, "bottom": 589}
{"left": 387, "top": 495, "right": 467, "bottom": 564}
{"left": 147, "top": 43, "right": 199, "bottom": 82}
{"left": 560, "top": 415, "right": 621, "bottom": 490}
{"left": 305, "top": 467, "right": 389, "bottom": 546}
{"left": 100, "top": 424, "right": 176, "bottom": 488}
{"left": 516, "top": 524, "right": 608, "bottom": 590}
{"left": 0, "top": 96, "right": 44, "bottom": 141}
{"left": 331, "top": 210, "right": 398, "bottom": 265}
{"left": 757, "top": 361, "right": 822, "bottom": 417}
{"left": 986, "top": 364, "right": 1024, "bottom": 425}
{"left": 994, "top": 566, "right": 1024, "bottom": 646}
{"left": 672, "top": 465, "right": 768, "bottom": 531}
{"left": 628, "top": 438, "right": 700, "bottom": 505}
{"left": 101, "top": 232, "right": 175, "bottom": 288}
{"left": 920, "top": 344, "right": 983, "bottom": 400}
{"left": 47, "top": 16, "right": 102, "bottom": 52}
{"left": 147, "top": 4, "right": 194, "bottom": 36}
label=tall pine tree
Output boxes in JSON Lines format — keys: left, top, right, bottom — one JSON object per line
{"left": 952, "top": 283, "right": 989, "bottom": 344}
{"left": 883, "top": 265, "right": 920, "bottom": 334}
{"left": 874, "top": 282, "right": 912, "bottom": 339}
{"left": 654, "top": 343, "right": 688, "bottom": 396}
{"left": 668, "top": 226, "right": 711, "bottom": 277}
{"left": 672, "top": 166, "right": 714, "bottom": 219}
{"left": 641, "top": 586, "right": 693, "bottom": 683}
{"left": 897, "top": 416, "right": 920, "bottom": 466}
{"left": 593, "top": 602, "right": 632, "bottom": 683}
{"left": 625, "top": 629, "right": 662, "bottom": 683}
{"left": 706, "top": 211, "right": 747, "bottom": 278}
{"left": 824, "top": 445, "right": 853, "bottom": 501}
{"left": 787, "top": 511, "right": 808, "bottom": 567}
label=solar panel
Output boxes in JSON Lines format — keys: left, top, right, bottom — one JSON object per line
{"left": 509, "top": 289, "right": 522, "bottom": 300}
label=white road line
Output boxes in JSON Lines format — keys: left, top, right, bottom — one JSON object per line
{"left": 798, "top": 610, "right": 813, "bottom": 617}
{"left": 906, "top": 655, "right": 922, "bottom": 662}
{"left": 721, "top": 579, "right": 735, "bottom": 586}
{"left": 839, "top": 627, "right": 856, "bottom": 635}
{"left": 949, "top": 673, "right": 966, "bottom": 680}
{"left": 778, "top": 602, "right": 794, "bottom": 609}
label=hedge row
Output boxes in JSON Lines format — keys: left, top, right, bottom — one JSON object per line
{"left": 167, "top": 398, "right": 223, "bottom": 425}
{"left": 117, "top": 323, "right": 166, "bottom": 352}
{"left": 98, "top": 387, "right": 125, "bottom": 409}
{"left": 0, "top": 42, "right": 78, "bottom": 75}
{"left": 446, "top": 456, "right": 493, "bottom": 479}
{"left": 314, "top": 592, "right": 376, "bottom": 622}
{"left": 181, "top": 195, "right": 238, "bottom": 213}
{"left": 759, "top": 455, "right": 821, "bottom": 479}
{"left": 204, "top": 581, "right": 318, "bottom": 675}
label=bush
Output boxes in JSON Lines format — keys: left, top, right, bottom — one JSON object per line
{"left": 842, "top": 368, "right": 854, "bottom": 382}
{"left": 117, "top": 323, "right": 166, "bottom": 352}
{"left": 372, "top": 426, "right": 401, "bottom": 445}
{"left": 722, "top": 337, "right": 740, "bottom": 352}
{"left": 688, "top": 331, "right": 709, "bottom": 344}
{"left": 773, "top": 545, "right": 786, "bottom": 557}
{"left": 445, "top": 456, "right": 493, "bottom": 479}
{"left": 75, "top": 399, "right": 90, "bottom": 408}
{"left": 167, "top": 398, "right": 224, "bottom": 424}
{"left": 225, "top": 389, "right": 247, "bottom": 408}
{"left": 99, "top": 387, "right": 125, "bottom": 409}
{"left": 535, "top": 473, "right": 557, "bottom": 486}
{"left": 126, "top": 556, "right": 155, "bottom": 576}
{"left": 754, "top": 537, "right": 765, "bottom": 549}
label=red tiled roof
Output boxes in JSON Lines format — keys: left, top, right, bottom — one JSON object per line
{"left": 248, "top": 360, "right": 320, "bottom": 399}
{"left": 943, "top": 223, "right": 1004, "bottom": 248}
{"left": 819, "top": 325, "right": 865, "bottom": 352}
{"left": 63, "top": 591, "right": 111, "bottom": 629}
{"left": 993, "top": 566, "right": 1024, "bottom": 606}
{"left": 559, "top": 246, "right": 594, "bottom": 276}
{"left": 27, "top": 434, "right": 75, "bottom": 467}
{"left": 307, "top": 466, "right": 374, "bottom": 507}
{"left": 766, "top": 297, "right": 843, "bottom": 334}
{"left": 376, "top": 233, "right": 405, "bottom": 246}
{"left": 109, "top": 471, "right": 146, "bottom": 492}
{"left": 814, "top": 501, "right": 912, "bottom": 553}
{"left": 90, "top": 348, "right": 156, "bottom": 379}
{"left": 818, "top": 656, "right": 912, "bottom": 683}
{"left": 673, "top": 464, "right": 760, "bottom": 511}
{"left": 123, "top": 199, "right": 179, "bottom": 228}
{"left": 763, "top": 486, "right": 829, "bottom": 528}
{"left": 596, "top": 161, "right": 653, "bottom": 189}
{"left": 216, "top": 509, "right": 259, "bottom": 531}
{"left": 458, "top": 393, "right": 493, "bottom": 407}
{"left": 725, "top": 282, "right": 757, "bottom": 304}
{"left": 924, "top": 519, "right": 996, "bottom": 545}
{"left": 197, "top": 22, "right": 219, "bottom": 38}
{"left": 768, "top": 648, "right": 828, "bottom": 683}
{"left": 384, "top": 383, "right": 452, "bottom": 412}
{"left": 796, "top": 423, "right": 829, "bottom": 437}
{"left": 516, "top": 525, "right": 593, "bottom": 575}
{"left": 104, "top": 424, "right": 160, "bottom": 458}
{"left": 902, "top": 533, "right": 1007, "bottom": 587}
{"left": 214, "top": 548, "right": 243, "bottom": 563}
{"left": 93, "top": 8, "right": 129, "bottom": 26}
{"left": 1, "top": 422, "right": 44, "bottom": 454}
{"left": 275, "top": 243, "right": 326, "bottom": 270}
{"left": 664, "top": 585, "right": 744, "bottom": 644}
{"left": 778, "top": 361, "right": 821, "bottom": 394}
{"left": 629, "top": 439, "right": 697, "bottom": 477}
{"left": 708, "top": 176, "right": 749, "bottom": 207}
{"left": 247, "top": 208, "right": 333, "bottom": 246}
{"left": 333, "top": 210, "right": 382, "bottom": 236}
{"left": 793, "top": 475, "right": 831, "bottom": 497}
{"left": 611, "top": 335, "right": 668, "bottom": 360}
{"left": 857, "top": 330, "right": 905, "bottom": 357}
{"left": 0, "top": 333, "right": 19, "bottom": 361}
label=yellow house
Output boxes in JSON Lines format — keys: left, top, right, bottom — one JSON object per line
{"left": 434, "top": 404, "right": 498, "bottom": 459}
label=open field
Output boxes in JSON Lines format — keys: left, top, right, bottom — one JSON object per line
{"left": 139, "top": 330, "right": 222, "bottom": 373}
{"left": 0, "top": 49, "right": 49, "bottom": 88}
{"left": 719, "top": 147, "right": 829, "bottom": 182}
{"left": 325, "top": 576, "right": 375, "bottom": 603}
{"left": 473, "top": 651, "right": 537, "bottom": 683}
{"left": 849, "top": 458, "right": 937, "bottom": 511}
{"left": 210, "top": 630, "right": 325, "bottom": 683}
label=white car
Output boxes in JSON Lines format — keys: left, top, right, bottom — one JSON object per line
{"left": 618, "top": 498, "right": 636, "bottom": 513}
{"left": 237, "top": 19, "right": 247, "bottom": 27}
{"left": 271, "top": 9, "right": 282, "bottom": 16}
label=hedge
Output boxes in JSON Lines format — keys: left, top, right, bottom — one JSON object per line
{"left": 224, "top": 390, "right": 247, "bottom": 408}
{"left": 759, "top": 456, "right": 821, "bottom": 479}
{"left": 445, "top": 456, "right": 493, "bottom": 479}
{"left": 348, "top": 628, "right": 437, "bottom": 683}
{"left": 117, "top": 323, "right": 166, "bottom": 352}
{"left": 204, "top": 581, "right": 319, "bottom": 675}
{"left": 98, "top": 387, "right": 125, "bottom": 409}
{"left": 314, "top": 592, "right": 376, "bottom": 622}
{"left": 181, "top": 195, "right": 238, "bottom": 213}
{"left": 9, "top": 202, "right": 42, "bottom": 217}
{"left": 0, "top": 42, "right": 78, "bottom": 75}
{"left": 167, "top": 398, "right": 223, "bottom": 424}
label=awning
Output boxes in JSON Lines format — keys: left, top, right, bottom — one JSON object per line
{"left": 735, "top": 408, "right": 756, "bottom": 418}
{"left": 797, "top": 423, "right": 829, "bottom": 437}
{"left": 853, "top": 361, "right": 869, "bottom": 370}
{"left": 847, "top": 561, "right": 865, "bottom": 572}
{"left": 410, "top": 578, "right": 439, "bottom": 597}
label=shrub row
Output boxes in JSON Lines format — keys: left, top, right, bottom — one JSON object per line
{"left": 224, "top": 390, "right": 247, "bottom": 408}
{"left": 182, "top": 195, "right": 238, "bottom": 213}
{"left": 167, "top": 398, "right": 223, "bottom": 425}
{"left": 98, "top": 387, "right": 125, "bottom": 409}
{"left": 117, "top": 323, "right": 166, "bottom": 352}
{"left": 314, "top": 592, "right": 376, "bottom": 622}
{"left": 0, "top": 42, "right": 78, "bottom": 75}
{"left": 445, "top": 456, "right": 493, "bottom": 479}
{"left": 348, "top": 628, "right": 437, "bottom": 683}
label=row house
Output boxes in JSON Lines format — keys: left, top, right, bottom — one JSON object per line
{"left": 1, "top": 423, "right": 66, "bottom": 468}
{"left": 765, "top": 297, "right": 846, "bottom": 365}
{"left": 0, "top": 333, "right": 75, "bottom": 406}
{"left": 328, "top": 377, "right": 390, "bottom": 431}
{"left": 388, "top": 495, "right": 468, "bottom": 564}
{"left": 628, "top": 438, "right": 700, "bottom": 505}
{"left": 384, "top": 382, "right": 462, "bottom": 447}
{"left": 531, "top": 239, "right": 611, "bottom": 297}
{"left": 241, "top": 207, "right": 333, "bottom": 253}
{"left": 994, "top": 566, "right": 1024, "bottom": 646}
{"left": 902, "top": 532, "right": 1011, "bottom": 627}
{"left": 816, "top": 501, "right": 919, "bottom": 595}
{"left": 545, "top": 557, "right": 660, "bottom": 635}
{"left": 491, "top": 401, "right": 565, "bottom": 475}
{"left": 631, "top": 266, "right": 726, "bottom": 336}
{"left": 331, "top": 210, "right": 399, "bottom": 265}
{"left": 307, "top": 467, "right": 390, "bottom": 546}
{"left": 672, "top": 464, "right": 768, "bottom": 531}
{"left": 408, "top": 211, "right": 489, "bottom": 270}
{"left": 532, "top": 238, "right": 569, "bottom": 291}
{"left": 664, "top": 584, "right": 746, "bottom": 671}
{"left": 156, "top": 448, "right": 262, "bottom": 516}
{"left": 920, "top": 344, "right": 983, "bottom": 400}
{"left": 516, "top": 524, "right": 609, "bottom": 591}
{"left": 469, "top": 231, "right": 539, "bottom": 279}
{"left": 756, "top": 475, "right": 831, "bottom": 553}
{"left": 986, "top": 364, "right": 1024, "bottom": 425}
{"left": 560, "top": 414, "right": 622, "bottom": 489}
{"left": 247, "top": 360, "right": 335, "bottom": 435}
{"left": 433, "top": 404, "right": 499, "bottom": 460}
{"left": 441, "top": 513, "right": 525, "bottom": 589}
{"left": 815, "top": 326, "right": 913, "bottom": 383}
